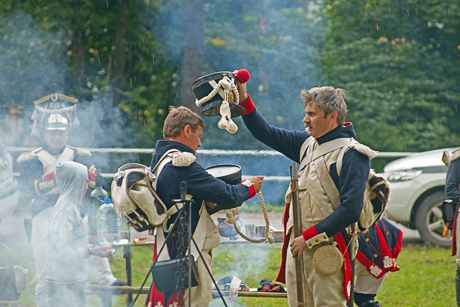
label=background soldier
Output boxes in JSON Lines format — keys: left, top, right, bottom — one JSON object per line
{"left": 445, "top": 147, "right": 460, "bottom": 306}
{"left": 16, "top": 85, "right": 124, "bottom": 307}
{"left": 354, "top": 218, "right": 403, "bottom": 307}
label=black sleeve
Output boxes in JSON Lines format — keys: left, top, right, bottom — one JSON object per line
{"left": 446, "top": 158, "right": 460, "bottom": 201}
{"left": 16, "top": 158, "right": 44, "bottom": 200}
{"left": 167, "top": 162, "right": 251, "bottom": 207}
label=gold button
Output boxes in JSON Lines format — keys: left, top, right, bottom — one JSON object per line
{"left": 374, "top": 254, "right": 378, "bottom": 258}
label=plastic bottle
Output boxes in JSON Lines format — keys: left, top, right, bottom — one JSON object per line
{"left": 89, "top": 170, "right": 109, "bottom": 238}
{"left": 91, "top": 170, "right": 109, "bottom": 199}
{"left": 97, "top": 197, "right": 121, "bottom": 244}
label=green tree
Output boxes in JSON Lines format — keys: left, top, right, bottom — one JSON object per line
{"left": 320, "top": 0, "right": 460, "bottom": 152}
{"left": 153, "top": 0, "right": 324, "bottom": 149}
{"left": 0, "top": 0, "right": 176, "bottom": 147}
{"left": 0, "top": 1, "right": 325, "bottom": 151}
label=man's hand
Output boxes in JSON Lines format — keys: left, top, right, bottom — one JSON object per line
{"left": 90, "top": 243, "right": 114, "bottom": 258}
{"left": 290, "top": 235, "right": 308, "bottom": 260}
{"left": 246, "top": 176, "right": 264, "bottom": 192}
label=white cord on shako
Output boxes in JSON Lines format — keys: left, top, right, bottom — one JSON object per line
{"left": 195, "top": 73, "right": 239, "bottom": 134}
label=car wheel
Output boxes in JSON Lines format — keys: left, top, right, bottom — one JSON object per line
{"left": 415, "top": 191, "right": 451, "bottom": 248}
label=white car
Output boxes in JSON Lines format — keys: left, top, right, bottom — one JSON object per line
{"left": 382, "top": 148, "right": 456, "bottom": 247}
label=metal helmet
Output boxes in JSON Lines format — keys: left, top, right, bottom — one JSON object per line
{"left": 30, "top": 84, "right": 79, "bottom": 137}
{"left": 43, "top": 114, "right": 69, "bottom": 131}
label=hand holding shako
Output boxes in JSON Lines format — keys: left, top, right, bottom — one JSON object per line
{"left": 234, "top": 69, "right": 250, "bottom": 103}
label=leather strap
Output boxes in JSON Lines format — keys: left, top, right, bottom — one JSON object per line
{"left": 36, "top": 146, "right": 75, "bottom": 173}
{"left": 36, "top": 146, "right": 75, "bottom": 194}
{"left": 314, "top": 156, "right": 341, "bottom": 210}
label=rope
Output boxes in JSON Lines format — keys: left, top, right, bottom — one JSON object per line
{"left": 225, "top": 191, "right": 274, "bottom": 244}
{"left": 194, "top": 74, "right": 240, "bottom": 134}
{"left": 195, "top": 77, "right": 239, "bottom": 107}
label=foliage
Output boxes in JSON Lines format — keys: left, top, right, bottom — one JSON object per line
{"left": 1, "top": 0, "right": 459, "bottom": 152}
{"left": 0, "top": 0, "right": 175, "bottom": 147}
{"left": 152, "top": 0, "right": 325, "bottom": 150}
{"left": 320, "top": 0, "right": 460, "bottom": 152}
{"left": 0, "top": 10, "right": 67, "bottom": 116}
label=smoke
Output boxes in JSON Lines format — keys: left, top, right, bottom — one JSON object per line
{"left": 1, "top": 2, "right": 326, "bottom": 304}
{"left": 147, "top": 0, "right": 325, "bottom": 205}
{"left": 1, "top": 2, "right": 324, "bottom": 204}
{"left": 0, "top": 11, "right": 68, "bottom": 147}
{"left": 68, "top": 89, "right": 142, "bottom": 171}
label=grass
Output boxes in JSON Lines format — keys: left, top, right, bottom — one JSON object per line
{"left": 240, "top": 203, "right": 285, "bottom": 214}
{"left": 376, "top": 243, "right": 456, "bottom": 306}
{"left": 6, "top": 241, "right": 458, "bottom": 306}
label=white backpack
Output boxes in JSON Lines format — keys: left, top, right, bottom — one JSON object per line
{"left": 111, "top": 151, "right": 175, "bottom": 232}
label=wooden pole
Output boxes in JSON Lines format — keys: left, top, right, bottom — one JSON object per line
{"left": 290, "top": 164, "right": 307, "bottom": 306}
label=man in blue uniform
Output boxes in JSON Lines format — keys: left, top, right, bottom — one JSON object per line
{"left": 354, "top": 218, "right": 402, "bottom": 307}
{"left": 446, "top": 147, "right": 460, "bottom": 306}
{"left": 147, "top": 106, "right": 264, "bottom": 307}
{"left": 236, "top": 77, "right": 375, "bottom": 306}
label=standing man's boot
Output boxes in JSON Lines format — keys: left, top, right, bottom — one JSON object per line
{"left": 456, "top": 265, "right": 460, "bottom": 306}
{"left": 354, "top": 292, "right": 381, "bottom": 307}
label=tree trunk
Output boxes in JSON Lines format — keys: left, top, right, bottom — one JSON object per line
{"left": 112, "top": 0, "right": 130, "bottom": 109}
{"left": 180, "top": 0, "right": 204, "bottom": 112}
{"left": 70, "top": 1, "right": 87, "bottom": 95}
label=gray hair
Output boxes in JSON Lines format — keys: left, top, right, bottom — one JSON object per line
{"left": 300, "top": 86, "right": 348, "bottom": 125}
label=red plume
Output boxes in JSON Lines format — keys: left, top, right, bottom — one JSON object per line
{"left": 235, "top": 69, "right": 250, "bottom": 83}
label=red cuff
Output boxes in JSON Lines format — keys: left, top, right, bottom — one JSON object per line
{"left": 42, "top": 172, "right": 55, "bottom": 182}
{"left": 242, "top": 180, "right": 257, "bottom": 199}
{"left": 239, "top": 94, "right": 255, "bottom": 115}
{"left": 88, "top": 170, "right": 96, "bottom": 181}
{"left": 248, "top": 185, "right": 256, "bottom": 198}
{"left": 302, "top": 226, "right": 319, "bottom": 241}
